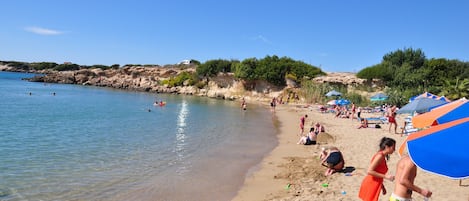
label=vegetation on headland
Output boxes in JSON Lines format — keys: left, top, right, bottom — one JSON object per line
{"left": 2, "top": 48, "right": 468, "bottom": 107}
{"left": 356, "top": 48, "right": 469, "bottom": 106}
{"left": 196, "top": 55, "right": 325, "bottom": 86}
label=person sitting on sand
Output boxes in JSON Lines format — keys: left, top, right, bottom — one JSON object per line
{"left": 319, "top": 105, "right": 327, "bottom": 113}
{"left": 313, "top": 122, "right": 325, "bottom": 133}
{"left": 340, "top": 111, "right": 351, "bottom": 119}
{"left": 320, "top": 146, "right": 345, "bottom": 176}
{"left": 297, "top": 127, "right": 318, "bottom": 145}
{"left": 357, "top": 118, "right": 368, "bottom": 129}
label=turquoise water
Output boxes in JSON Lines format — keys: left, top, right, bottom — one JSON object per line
{"left": 0, "top": 72, "right": 278, "bottom": 201}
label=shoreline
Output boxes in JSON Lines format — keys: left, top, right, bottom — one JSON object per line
{"left": 233, "top": 104, "right": 468, "bottom": 200}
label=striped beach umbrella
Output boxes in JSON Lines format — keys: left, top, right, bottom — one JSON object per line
{"left": 412, "top": 98, "right": 468, "bottom": 128}
{"left": 399, "top": 117, "right": 469, "bottom": 179}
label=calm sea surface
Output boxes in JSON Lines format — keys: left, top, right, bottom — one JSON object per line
{"left": 0, "top": 72, "right": 278, "bottom": 201}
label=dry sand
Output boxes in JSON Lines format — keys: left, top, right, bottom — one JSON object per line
{"left": 233, "top": 104, "right": 469, "bottom": 201}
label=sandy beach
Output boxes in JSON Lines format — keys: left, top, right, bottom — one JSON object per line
{"left": 233, "top": 104, "right": 468, "bottom": 201}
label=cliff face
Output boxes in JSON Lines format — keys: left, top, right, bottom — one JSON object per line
{"left": 313, "top": 72, "right": 366, "bottom": 86}
{"left": 21, "top": 66, "right": 284, "bottom": 102}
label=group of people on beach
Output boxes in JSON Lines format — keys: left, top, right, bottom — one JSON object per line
{"left": 319, "top": 137, "right": 431, "bottom": 201}
{"left": 297, "top": 111, "right": 432, "bottom": 201}
{"left": 297, "top": 120, "right": 325, "bottom": 145}
{"left": 358, "top": 137, "right": 432, "bottom": 201}
{"left": 329, "top": 102, "right": 402, "bottom": 135}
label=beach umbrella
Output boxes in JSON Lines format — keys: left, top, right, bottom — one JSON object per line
{"left": 409, "top": 92, "right": 451, "bottom": 103}
{"left": 399, "top": 117, "right": 469, "bottom": 179}
{"left": 325, "top": 90, "right": 342, "bottom": 97}
{"left": 326, "top": 100, "right": 337, "bottom": 105}
{"left": 336, "top": 99, "right": 350, "bottom": 106}
{"left": 412, "top": 98, "right": 469, "bottom": 128}
{"left": 396, "top": 98, "right": 447, "bottom": 114}
{"left": 370, "top": 93, "right": 388, "bottom": 101}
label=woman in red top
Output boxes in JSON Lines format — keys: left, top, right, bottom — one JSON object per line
{"left": 358, "top": 137, "right": 396, "bottom": 201}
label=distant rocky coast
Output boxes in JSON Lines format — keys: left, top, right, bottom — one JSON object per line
{"left": 1, "top": 64, "right": 371, "bottom": 103}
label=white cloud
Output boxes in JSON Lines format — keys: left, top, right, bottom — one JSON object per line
{"left": 252, "top": 35, "right": 272, "bottom": 44}
{"left": 24, "top": 26, "right": 64, "bottom": 35}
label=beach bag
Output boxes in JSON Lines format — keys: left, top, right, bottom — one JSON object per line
{"left": 375, "top": 124, "right": 381, "bottom": 129}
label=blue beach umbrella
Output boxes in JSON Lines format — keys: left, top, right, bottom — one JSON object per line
{"left": 336, "top": 99, "right": 350, "bottom": 106}
{"left": 370, "top": 93, "right": 388, "bottom": 101}
{"left": 396, "top": 98, "right": 447, "bottom": 114}
{"left": 400, "top": 117, "right": 469, "bottom": 179}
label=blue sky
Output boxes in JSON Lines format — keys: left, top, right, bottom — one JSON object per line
{"left": 1, "top": 0, "right": 468, "bottom": 72}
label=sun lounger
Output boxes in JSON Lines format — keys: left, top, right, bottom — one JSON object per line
{"left": 402, "top": 116, "right": 419, "bottom": 136}
{"left": 358, "top": 117, "right": 388, "bottom": 125}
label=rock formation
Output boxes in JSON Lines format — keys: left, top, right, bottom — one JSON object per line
{"left": 3, "top": 64, "right": 378, "bottom": 103}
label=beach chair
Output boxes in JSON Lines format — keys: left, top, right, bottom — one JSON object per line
{"left": 361, "top": 117, "right": 388, "bottom": 125}
{"left": 356, "top": 117, "right": 388, "bottom": 127}
{"left": 402, "top": 116, "right": 419, "bottom": 136}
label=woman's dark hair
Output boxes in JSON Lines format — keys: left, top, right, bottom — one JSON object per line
{"left": 379, "top": 137, "right": 396, "bottom": 160}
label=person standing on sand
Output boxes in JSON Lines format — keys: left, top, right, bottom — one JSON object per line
{"left": 358, "top": 137, "right": 396, "bottom": 201}
{"left": 390, "top": 154, "right": 432, "bottom": 201}
{"left": 299, "top": 114, "right": 307, "bottom": 136}
{"left": 351, "top": 102, "right": 356, "bottom": 121}
{"left": 357, "top": 106, "right": 362, "bottom": 119}
{"left": 388, "top": 111, "right": 398, "bottom": 134}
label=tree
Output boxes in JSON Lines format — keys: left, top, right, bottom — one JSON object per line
{"left": 438, "top": 77, "right": 469, "bottom": 100}
{"left": 54, "top": 63, "right": 80, "bottom": 71}
{"left": 196, "top": 59, "right": 233, "bottom": 78}
{"left": 233, "top": 58, "right": 257, "bottom": 80}
{"left": 31, "top": 62, "right": 58, "bottom": 70}
{"left": 382, "top": 47, "right": 426, "bottom": 69}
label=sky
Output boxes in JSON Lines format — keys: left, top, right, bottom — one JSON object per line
{"left": 1, "top": 0, "right": 468, "bottom": 72}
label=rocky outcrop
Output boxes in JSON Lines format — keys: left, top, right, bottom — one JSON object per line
{"left": 12, "top": 65, "right": 379, "bottom": 103}
{"left": 24, "top": 66, "right": 283, "bottom": 101}
{"left": 312, "top": 72, "right": 366, "bottom": 86}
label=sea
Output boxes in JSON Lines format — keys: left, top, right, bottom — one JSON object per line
{"left": 0, "top": 71, "right": 279, "bottom": 201}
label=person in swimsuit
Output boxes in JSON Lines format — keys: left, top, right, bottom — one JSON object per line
{"left": 390, "top": 154, "right": 432, "bottom": 201}
{"left": 358, "top": 137, "right": 396, "bottom": 201}
{"left": 388, "top": 111, "right": 398, "bottom": 133}
{"left": 357, "top": 106, "right": 362, "bottom": 119}
{"left": 297, "top": 127, "right": 318, "bottom": 145}
{"left": 299, "top": 114, "right": 308, "bottom": 136}
{"left": 320, "top": 146, "right": 345, "bottom": 176}
{"left": 313, "top": 122, "right": 325, "bottom": 133}
{"left": 357, "top": 118, "right": 368, "bottom": 129}
{"left": 270, "top": 97, "right": 276, "bottom": 112}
